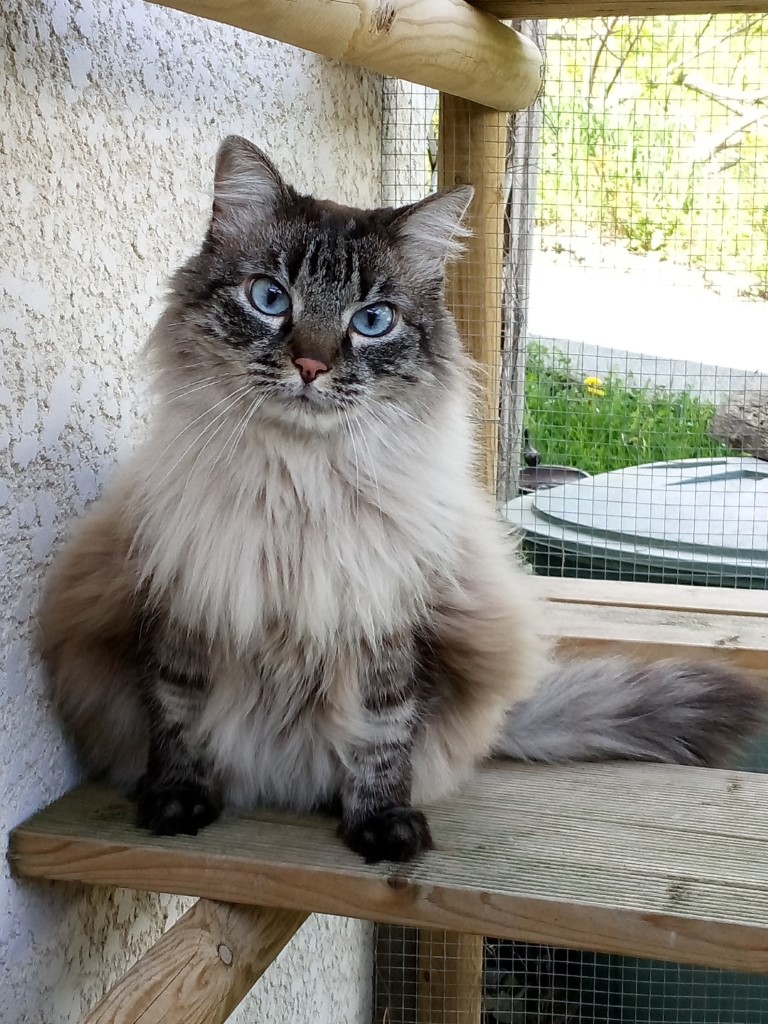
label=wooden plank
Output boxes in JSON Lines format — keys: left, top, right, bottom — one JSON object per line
{"left": 471, "top": 0, "right": 768, "bottom": 18}
{"left": 542, "top": 599, "right": 768, "bottom": 678}
{"left": 82, "top": 899, "right": 306, "bottom": 1024}
{"left": 11, "top": 764, "right": 768, "bottom": 975}
{"left": 417, "top": 931, "right": 483, "bottom": 1023}
{"left": 530, "top": 575, "right": 768, "bottom": 619}
{"left": 145, "top": 0, "right": 542, "bottom": 112}
{"left": 438, "top": 95, "right": 508, "bottom": 491}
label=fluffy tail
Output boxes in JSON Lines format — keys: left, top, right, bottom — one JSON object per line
{"left": 497, "top": 657, "right": 766, "bottom": 768}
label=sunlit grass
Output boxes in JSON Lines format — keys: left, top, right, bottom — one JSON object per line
{"left": 524, "top": 343, "right": 733, "bottom": 476}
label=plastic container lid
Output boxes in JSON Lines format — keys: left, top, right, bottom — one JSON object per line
{"left": 502, "top": 457, "right": 768, "bottom": 586}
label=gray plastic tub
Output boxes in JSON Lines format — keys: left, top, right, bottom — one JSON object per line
{"left": 502, "top": 456, "right": 768, "bottom": 588}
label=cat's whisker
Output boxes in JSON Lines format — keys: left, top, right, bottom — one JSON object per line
{"left": 154, "top": 384, "right": 254, "bottom": 481}
{"left": 223, "top": 392, "right": 266, "bottom": 467}
{"left": 158, "top": 372, "right": 252, "bottom": 403}
{"left": 179, "top": 388, "right": 254, "bottom": 503}
{"left": 157, "top": 378, "right": 225, "bottom": 403}
{"left": 171, "top": 388, "right": 255, "bottom": 495}
{"left": 341, "top": 410, "right": 361, "bottom": 514}
{"left": 348, "top": 412, "right": 385, "bottom": 522}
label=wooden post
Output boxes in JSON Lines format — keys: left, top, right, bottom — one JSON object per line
{"left": 418, "top": 90, "right": 509, "bottom": 1024}
{"left": 499, "top": 19, "right": 546, "bottom": 502}
{"left": 82, "top": 899, "right": 307, "bottom": 1024}
{"left": 145, "top": 0, "right": 543, "bottom": 113}
{"left": 417, "top": 930, "right": 484, "bottom": 1023}
{"left": 438, "top": 95, "right": 508, "bottom": 492}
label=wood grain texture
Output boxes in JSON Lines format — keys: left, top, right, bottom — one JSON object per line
{"left": 470, "top": 0, "right": 768, "bottom": 17}
{"left": 11, "top": 761, "right": 768, "bottom": 974}
{"left": 417, "top": 931, "right": 483, "bottom": 1023}
{"left": 543, "top": 597, "right": 768, "bottom": 678}
{"left": 144, "top": 0, "right": 543, "bottom": 112}
{"left": 438, "top": 95, "right": 508, "bottom": 491}
{"left": 82, "top": 899, "right": 306, "bottom": 1024}
{"left": 530, "top": 575, "right": 768, "bottom": 619}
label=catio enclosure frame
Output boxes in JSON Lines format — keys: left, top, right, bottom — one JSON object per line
{"left": 8, "top": 2, "right": 768, "bottom": 1022}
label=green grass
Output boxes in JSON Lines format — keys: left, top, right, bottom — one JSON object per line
{"left": 524, "top": 343, "right": 732, "bottom": 476}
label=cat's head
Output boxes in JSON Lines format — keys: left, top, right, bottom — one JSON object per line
{"left": 150, "top": 135, "right": 473, "bottom": 434}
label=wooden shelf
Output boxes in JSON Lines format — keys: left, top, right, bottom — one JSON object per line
{"left": 470, "top": 0, "right": 768, "bottom": 18}
{"left": 530, "top": 576, "right": 768, "bottom": 679}
{"left": 10, "top": 758, "right": 768, "bottom": 974}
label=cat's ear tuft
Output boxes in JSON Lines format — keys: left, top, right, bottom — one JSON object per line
{"left": 392, "top": 186, "right": 474, "bottom": 275}
{"left": 211, "top": 136, "right": 290, "bottom": 239}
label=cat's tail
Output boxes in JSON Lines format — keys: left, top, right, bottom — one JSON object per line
{"left": 496, "top": 657, "right": 767, "bottom": 767}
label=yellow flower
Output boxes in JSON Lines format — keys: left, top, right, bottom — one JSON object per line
{"left": 583, "top": 376, "right": 605, "bottom": 397}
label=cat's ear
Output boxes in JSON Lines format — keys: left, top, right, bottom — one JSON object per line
{"left": 211, "top": 136, "right": 290, "bottom": 239}
{"left": 391, "top": 186, "right": 474, "bottom": 275}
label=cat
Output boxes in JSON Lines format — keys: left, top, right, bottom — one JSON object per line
{"left": 38, "top": 136, "right": 765, "bottom": 864}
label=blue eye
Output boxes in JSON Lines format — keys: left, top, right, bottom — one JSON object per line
{"left": 247, "top": 277, "right": 291, "bottom": 316}
{"left": 349, "top": 303, "right": 396, "bottom": 338}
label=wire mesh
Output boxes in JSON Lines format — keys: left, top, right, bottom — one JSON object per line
{"left": 374, "top": 932, "right": 768, "bottom": 1023}
{"left": 383, "top": 14, "right": 768, "bottom": 589}
{"left": 513, "top": 14, "right": 768, "bottom": 589}
{"left": 376, "top": 14, "right": 768, "bottom": 1024}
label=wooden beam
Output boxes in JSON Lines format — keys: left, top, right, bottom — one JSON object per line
{"left": 417, "top": 930, "right": 483, "bottom": 1024}
{"left": 144, "top": 0, "right": 543, "bottom": 113}
{"left": 82, "top": 899, "right": 306, "bottom": 1024}
{"left": 438, "top": 95, "right": 508, "bottom": 491}
{"left": 470, "top": 0, "right": 768, "bottom": 17}
{"left": 531, "top": 575, "right": 768, "bottom": 619}
{"left": 539, "top": 591, "right": 768, "bottom": 679}
{"left": 12, "top": 762, "right": 768, "bottom": 974}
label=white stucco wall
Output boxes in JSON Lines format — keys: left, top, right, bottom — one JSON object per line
{"left": 1, "top": 1, "right": 380, "bottom": 1020}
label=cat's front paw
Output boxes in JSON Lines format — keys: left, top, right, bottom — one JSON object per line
{"left": 136, "top": 781, "right": 220, "bottom": 836}
{"left": 340, "top": 807, "right": 434, "bottom": 864}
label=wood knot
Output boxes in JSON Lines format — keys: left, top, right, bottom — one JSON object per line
{"left": 217, "top": 943, "right": 233, "bottom": 966}
{"left": 387, "top": 872, "right": 410, "bottom": 892}
{"left": 667, "top": 880, "right": 689, "bottom": 905}
{"left": 374, "top": 2, "right": 396, "bottom": 33}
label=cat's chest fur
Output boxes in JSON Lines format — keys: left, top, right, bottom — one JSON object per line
{"left": 131, "top": 419, "right": 468, "bottom": 810}
{"left": 132, "top": 412, "right": 467, "bottom": 653}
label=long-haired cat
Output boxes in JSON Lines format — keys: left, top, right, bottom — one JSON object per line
{"left": 38, "top": 136, "right": 764, "bottom": 863}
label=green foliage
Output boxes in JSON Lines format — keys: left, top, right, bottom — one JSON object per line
{"left": 540, "top": 15, "right": 768, "bottom": 293}
{"left": 524, "top": 343, "right": 731, "bottom": 476}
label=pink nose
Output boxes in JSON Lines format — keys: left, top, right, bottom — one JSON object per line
{"left": 293, "top": 357, "right": 330, "bottom": 384}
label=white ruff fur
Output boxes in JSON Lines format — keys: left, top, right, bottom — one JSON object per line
{"left": 124, "top": 387, "right": 495, "bottom": 809}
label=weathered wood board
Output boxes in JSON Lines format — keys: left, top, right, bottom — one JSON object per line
{"left": 11, "top": 760, "right": 768, "bottom": 974}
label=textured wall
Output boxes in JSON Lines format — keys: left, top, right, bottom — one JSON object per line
{"left": 1, "top": 1, "right": 379, "bottom": 1020}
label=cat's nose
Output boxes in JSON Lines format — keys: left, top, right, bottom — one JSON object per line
{"left": 292, "top": 357, "right": 330, "bottom": 385}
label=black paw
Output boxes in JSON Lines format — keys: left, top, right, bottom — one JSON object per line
{"left": 340, "top": 807, "right": 434, "bottom": 864}
{"left": 136, "top": 782, "right": 220, "bottom": 836}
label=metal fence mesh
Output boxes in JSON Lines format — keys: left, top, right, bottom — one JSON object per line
{"left": 376, "top": 14, "right": 768, "bottom": 1024}
{"left": 374, "top": 930, "right": 768, "bottom": 1023}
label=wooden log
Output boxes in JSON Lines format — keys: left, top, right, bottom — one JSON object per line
{"left": 144, "top": 0, "right": 543, "bottom": 113}
{"left": 82, "top": 899, "right": 307, "bottom": 1024}
{"left": 417, "top": 930, "right": 483, "bottom": 1023}
{"left": 471, "top": 0, "right": 768, "bottom": 17}
{"left": 438, "top": 95, "right": 508, "bottom": 491}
